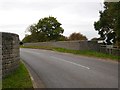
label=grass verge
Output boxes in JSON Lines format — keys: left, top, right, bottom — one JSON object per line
{"left": 20, "top": 45, "right": 53, "bottom": 50}
{"left": 2, "top": 61, "right": 33, "bottom": 88}
{"left": 20, "top": 45, "right": 120, "bottom": 61}
{"left": 53, "top": 47, "right": 119, "bottom": 60}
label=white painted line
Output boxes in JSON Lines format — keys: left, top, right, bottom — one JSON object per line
{"left": 31, "top": 76, "right": 34, "bottom": 81}
{"left": 51, "top": 56, "right": 90, "bottom": 70}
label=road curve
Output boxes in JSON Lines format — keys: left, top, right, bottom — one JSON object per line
{"left": 20, "top": 48, "right": 118, "bottom": 88}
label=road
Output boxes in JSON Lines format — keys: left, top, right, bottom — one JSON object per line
{"left": 20, "top": 48, "right": 118, "bottom": 88}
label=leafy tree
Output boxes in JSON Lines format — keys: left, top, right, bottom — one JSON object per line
{"left": 69, "top": 32, "right": 87, "bottom": 41}
{"left": 57, "top": 35, "right": 68, "bottom": 41}
{"left": 36, "top": 16, "right": 64, "bottom": 41}
{"left": 94, "top": 2, "right": 120, "bottom": 46}
{"left": 22, "top": 35, "right": 33, "bottom": 43}
{"left": 27, "top": 24, "right": 37, "bottom": 34}
{"left": 22, "top": 16, "right": 64, "bottom": 42}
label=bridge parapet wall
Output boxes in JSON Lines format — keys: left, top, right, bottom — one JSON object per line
{"left": 0, "top": 32, "right": 20, "bottom": 78}
{"left": 24, "top": 41, "right": 119, "bottom": 56}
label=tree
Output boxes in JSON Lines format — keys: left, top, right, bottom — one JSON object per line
{"left": 22, "top": 34, "right": 33, "bottom": 43}
{"left": 57, "top": 35, "right": 68, "bottom": 41}
{"left": 22, "top": 16, "right": 64, "bottom": 42}
{"left": 27, "top": 24, "right": 38, "bottom": 34}
{"left": 36, "top": 16, "right": 64, "bottom": 41}
{"left": 69, "top": 32, "right": 87, "bottom": 41}
{"left": 94, "top": 2, "right": 120, "bottom": 46}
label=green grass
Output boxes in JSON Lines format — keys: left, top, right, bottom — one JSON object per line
{"left": 53, "top": 47, "right": 119, "bottom": 60}
{"left": 2, "top": 61, "right": 33, "bottom": 88}
{"left": 20, "top": 45, "right": 120, "bottom": 61}
{"left": 20, "top": 45, "right": 53, "bottom": 50}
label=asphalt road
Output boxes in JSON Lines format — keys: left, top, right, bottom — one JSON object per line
{"left": 20, "top": 48, "right": 118, "bottom": 88}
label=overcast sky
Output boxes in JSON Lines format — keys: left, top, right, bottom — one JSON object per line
{"left": 0, "top": 0, "right": 104, "bottom": 40}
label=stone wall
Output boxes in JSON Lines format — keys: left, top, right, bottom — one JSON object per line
{"left": 24, "top": 41, "right": 120, "bottom": 56}
{"left": 0, "top": 32, "right": 20, "bottom": 78}
{"left": 24, "top": 40, "right": 100, "bottom": 51}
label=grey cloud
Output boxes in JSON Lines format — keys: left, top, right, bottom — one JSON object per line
{"left": 1, "top": 0, "right": 70, "bottom": 11}
{"left": 0, "top": 0, "right": 103, "bottom": 11}
{"left": 61, "top": 2, "right": 102, "bottom": 18}
{"left": 104, "top": 0, "right": 120, "bottom": 2}
{"left": 0, "top": 0, "right": 102, "bottom": 40}
{"left": 0, "top": 24, "right": 27, "bottom": 29}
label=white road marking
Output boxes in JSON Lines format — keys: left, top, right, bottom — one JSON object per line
{"left": 31, "top": 76, "right": 34, "bottom": 81}
{"left": 51, "top": 56, "right": 90, "bottom": 70}
{"left": 22, "top": 49, "right": 90, "bottom": 70}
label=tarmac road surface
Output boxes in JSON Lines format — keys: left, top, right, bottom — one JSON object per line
{"left": 20, "top": 48, "right": 118, "bottom": 88}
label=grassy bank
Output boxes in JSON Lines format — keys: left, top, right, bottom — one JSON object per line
{"left": 2, "top": 61, "right": 33, "bottom": 88}
{"left": 20, "top": 45, "right": 119, "bottom": 61}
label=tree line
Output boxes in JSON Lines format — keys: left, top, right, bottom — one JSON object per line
{"left": 22, "top": 16, "right": 87, "bottom": 43}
